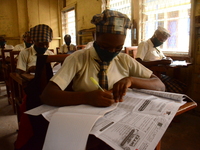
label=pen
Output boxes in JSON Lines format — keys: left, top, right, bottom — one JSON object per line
{"left": 90, "top": 77, "right": 105, "bottom": 92}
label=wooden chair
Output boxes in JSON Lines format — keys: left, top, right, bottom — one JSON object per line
{"left": 48, "top": 49, "right": 54, "bottom": 53}
{"left": 8, "top": 50, "right": 20, "bottom": 113}
{"left": 10, "top": 50, "right": 20, "bottom": 72}
{"left": 76, "top": 45, "right": 86, "bottom": 50}
{"left": 56, "top": 47, "right": 61, "bottom": 54}
{"left": 1, "top": 48, "right": 13, "bottom": 104}
{"left": 15, "top": 54, "right": 70, "bottom": 149}
{"left": 125, "top": 46, "right": 138, "bottom": 58}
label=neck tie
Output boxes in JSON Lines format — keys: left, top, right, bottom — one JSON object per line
{"left": 97, "top": 61, "right": 110, "bottom": 90}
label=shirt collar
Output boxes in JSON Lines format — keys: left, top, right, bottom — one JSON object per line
{"left": 32, "top": 45, "right": 37, "bottom": 55}
{"left": 148, "top": 39, "right": 154, "bottom": 47}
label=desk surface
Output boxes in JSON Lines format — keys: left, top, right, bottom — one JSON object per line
{"left": 176, "top": 101, "right": 197, "bottom": 116}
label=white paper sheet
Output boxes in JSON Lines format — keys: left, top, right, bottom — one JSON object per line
{"left": 42, "top": 112, "right": 101, "bottom": 150}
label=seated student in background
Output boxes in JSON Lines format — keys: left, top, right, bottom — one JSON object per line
{"left": 136, "top": 26, "right": 186, "bottom": 93}
{"left": 16, "top": 24, "right": 55, "bottom": 74}
{"left": 0, "top": 36, "right": 14, "bottom": 49}
{"left": 59, "top": 34, "right": 76, "bottom": 54}
{"left": 0, "top": 36, "right": 14, "bottom": 80}
{"left": 0, "top": 36, "right": 14, "bottom": 50}
{"left": 136, "top": 26, "right": 172, "bottom": 67}
{"left": 13, "top": 31, "right": 33, "bottom": 51}
{"left": 0, "top": 36, "right": 14, "bottom": 58}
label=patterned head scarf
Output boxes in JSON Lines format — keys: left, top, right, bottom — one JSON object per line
{"left": 23, "top": 31, "right": 31, "bottom": 39}
{"left": 30, "top": 24, "right": 53, "bottom": 42}
{"left": 64, "top": 34, "right": 71, "bottom": 39}
{"left": 91, "top": 9, "right": 132, "bottom": 35}
{"left": 155, "top": 26, "right": 171, "bottom": 37}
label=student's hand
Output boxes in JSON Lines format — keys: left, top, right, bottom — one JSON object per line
{"left": 85, "top": 90, "right": 115, "bottom": 107}
{"left": 28, "top": 66, "right": 36, "bottom": 73}
{"left": 162, "top": 57, "right": 173, "bottom": 64}
{"left": 112, "top": 77, "right": 132, "bottom": 102}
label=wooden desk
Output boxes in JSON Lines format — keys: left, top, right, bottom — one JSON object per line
{"left": 149, "top": 62, "right": 192, "bottom": 79}
{"left": 176, "top": 101, "right": 197, "bottom": 116}
{"left": 156, "top": 98, "right": 197, "bottom": 150}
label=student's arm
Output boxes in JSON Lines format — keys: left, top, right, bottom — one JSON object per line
{"left": 16, "top": 68, "right": 25, "bottom": 74}
{"left": 40, "top": 81, "right": 115, "bottom": 107}
{"left": 136, "top": 58, "right": 171, "bottom": 67}
{"left": 112, "top": 74, "right": 165, "bottom": 101}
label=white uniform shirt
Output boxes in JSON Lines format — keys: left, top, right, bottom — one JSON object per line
{"left": 59, "top": 44, "right": 76, "bottom": 53}
{"left": 17, "top": 46, "right": 55, "bottom": 72}
{"left": 136, "top": 39, "right": 165, "bottom": 61}
{"left": 51, "top": 46, "right": 152, "bottom": 92}
{"left": 13, "top": 43, "right": 26, "bottom": 51}
{"left": 13, "top": 43, "right": 32, "bottom": 59}
{"left": 84, "top": 41, "right": 94, "bottom": 49}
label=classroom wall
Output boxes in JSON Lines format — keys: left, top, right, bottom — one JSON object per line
{"left": 0, "top": 0, "right": 61, "bottom": 50}
{"left": 63, "top": 0, "right": 101, "bottom": 45}
{"left": 64, "top": 0, "right": 101, "bottom": 30}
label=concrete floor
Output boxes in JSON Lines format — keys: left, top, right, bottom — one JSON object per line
{"left": 0, "top": 83, "right": 18, "bottom": 150}
{"left": 0, "top": 82, "right": 200, "bottom": 150}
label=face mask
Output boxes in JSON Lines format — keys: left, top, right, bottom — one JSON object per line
{"left": 25, "top": 42, "right": 33, "bottom": 48}
{"left": 151, "top": 37, "right": 163, "bottom": 47}
{"left": 34, "top": 45, "right": 48, "bottom": 55}
{"left": 0, "top": 41, "right": 6, "bottom": 47}
{"left": 65, "top": 41, "right": 71, "bottom": 45}
{"left": 94, "top": 42, "right": 120, "bottom": 62}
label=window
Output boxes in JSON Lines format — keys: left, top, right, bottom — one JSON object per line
{"left": 61, "top": 9, "right": 76, "bottom": 45}
{"left": 140, "top": 0, "right": 191, "bottom": 55}
{"left": 105, "top": 0, "right": 192, "bottom": 55}
{"left": 106, "top": 0, "right": 132, "bottom": 47}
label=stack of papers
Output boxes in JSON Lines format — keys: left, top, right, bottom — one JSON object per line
{"left": 170, "top": 60, "right": 187, "bottom": 66}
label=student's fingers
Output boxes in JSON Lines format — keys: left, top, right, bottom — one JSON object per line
{"left": 87, "top": 90, "right": 115, "bottom": 107}
{"left": 112, "top": 84, "right": 120, "bottom": 101}
{"left": 112, "top": 82, "right": 127, "bottom": 101}
{"left": 99, "top": 98, "right": 115, "bottom": 107}
{"left": 103, "top": 90, "right": 113, "bottom": 99}
{"left": 119, "top": 84, "right": 127, "bottom": 100}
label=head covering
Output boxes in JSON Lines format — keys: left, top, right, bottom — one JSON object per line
{"left": 23, "top": 31, "right": 31, "bottom": 39}
{"left": 91, "top": 9, "right": 132, "bottom": 35}
{"left": 64, "top": 34, "right": 71, "bottom": 38}
{"left": 155, "top": 26, "right": 171, "bottom": 37}
{"left": 30, "top": 24, "right": 53, "bottom": 42}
